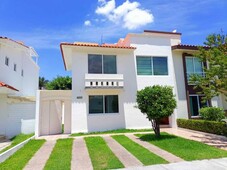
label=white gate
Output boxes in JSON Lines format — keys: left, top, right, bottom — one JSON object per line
{"left": 35, "top": 90, "right": 71, "bottom": 137}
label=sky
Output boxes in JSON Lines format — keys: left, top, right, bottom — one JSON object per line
{"left": 0, "top": 0, "right": 226, "bottom": 80}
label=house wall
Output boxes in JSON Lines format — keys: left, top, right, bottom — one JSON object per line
{"left": 0, "top": 95, "right": 7, "bottom": 135}
{"left": 0, "top": 42, "right": 39, "bottom": 97}
{"left": 71, "top": 50, "right": 134, "bottom": 133}
{"left": 0, "top": 40, "right": 38, "bottom": 138}
{"left": 172, "top": 51, "right": 189, "bottom": 119}
{"left": 129, "top": 35, "right": 182, "bottom": 127}
{"left": 70, "top": 34, "right": 183, "bottom": 133}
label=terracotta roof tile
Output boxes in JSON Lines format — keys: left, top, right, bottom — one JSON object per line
{"left": 60, "top": 42, "right": 136, "bottom": 49}
{"left": 0, "top": 36, "right": 29, "bottom": 48}
{"left": 0, "top": 82, "right": 19, "bottom": 91}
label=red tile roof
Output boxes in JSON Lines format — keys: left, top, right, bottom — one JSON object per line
{"left": 0, "top": 36, "right": 29, "bottom": 49}
{"left": 172, "top": 44, "right": 210, "bottom": 50}
{"left": 0, "top": 82, "right": 19, "bottom": 91}
{"left": 60, "top": 42, "right": 136, "bottom": 49}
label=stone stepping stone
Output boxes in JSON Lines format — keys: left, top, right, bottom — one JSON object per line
{"left": 24, "top": 140, "right": 56, "bottom": 170}
{"left": 103, "top": 136, "right": 143, "bottom": 168}
{"left": 71, "top": 138, "right": 93, "bottom": 170}
{"left": 126, "top": 134, "right": 184, "bottom": 163}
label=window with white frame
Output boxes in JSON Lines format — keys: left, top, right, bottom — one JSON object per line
{"left": 89, "top": 95, "right": 119, "bottom": 114}
{"left": 136, "top": 56, "right": 168, "bottom": 75}
{"left": 21, "top": 69, "right": 24, "bottom": 76}
{"left": 88, "top": 54, "right": 117, "bottom": 74}
{"left": 185, "top": 56, "right": 204, "bottom": 81}
{"left": 5, "top": 57, "right": 9, "bottom": 66}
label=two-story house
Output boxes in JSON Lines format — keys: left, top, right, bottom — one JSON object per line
{"left": 0, "top": 36, "right": 39, "bottom": 138}
{"left": 60, "top": 30, "right": 227, "bottom": 134}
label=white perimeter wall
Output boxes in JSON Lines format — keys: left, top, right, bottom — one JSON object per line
{"left": 0, "top": 95, "right": 36, "bottom": 138}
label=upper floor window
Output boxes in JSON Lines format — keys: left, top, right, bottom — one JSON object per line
{"left": 5, "top": 57, "right": 9, "bottom": 66}
{"left": 21, "top": 69, "right": 24, "bottom": 77}
{"left": 136, "top": 56, "right": 168, "bottom": 75}
{"left": 88, "top": 54, "right": 117, "bottom": 74}
{"left": 14, "top": 64, "right": 17, "bottom": 71}
{"left": 185, "top": 56, "right": 204, "bottom": 80}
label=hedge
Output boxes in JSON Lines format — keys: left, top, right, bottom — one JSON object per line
{"left": 177, "top": 119, "right": 227, "bottom": 136}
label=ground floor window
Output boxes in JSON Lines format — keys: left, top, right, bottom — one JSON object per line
{"left": 89, "top": 95, "right": 119, "bottom": 114}
{"left": 189, "top": 95, "right": 208, "bottom": 117}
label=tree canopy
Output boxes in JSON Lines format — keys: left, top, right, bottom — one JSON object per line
{"left": 190, "top": 33, "right": 227, "bottom": 102}
{"left": 39, "top": 77, "right": 49, "bottom": 90}
{"left": 46, "top": 76, "right": 72, "bottom": 90}
{"left": 136, "top": 85, "right": 177, "bottom": 137}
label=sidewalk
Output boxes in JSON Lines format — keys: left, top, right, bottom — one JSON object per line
{"left": 118, "top": 158, "right": 227, "bottom": 170}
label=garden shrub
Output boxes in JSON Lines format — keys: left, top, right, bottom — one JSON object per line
{"left": 199, "top": 107, "right": 225, "bottom": 122}
{"left": 177, "top": 118, "right": 227, "bottom": 136}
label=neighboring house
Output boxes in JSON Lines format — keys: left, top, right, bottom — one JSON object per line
{"left": 37, "top": 30, "right": 226, "bottom": 135}
{"left": 0, "top": 37, "right": 39, "bottom": 138}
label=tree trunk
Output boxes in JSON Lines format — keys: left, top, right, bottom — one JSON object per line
{"left": 151, "top": 119, "right": 161, "bottom": 138}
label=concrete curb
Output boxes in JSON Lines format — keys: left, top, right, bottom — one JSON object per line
{"left": 0, "top": 135, "right": 35, "bottom": 163}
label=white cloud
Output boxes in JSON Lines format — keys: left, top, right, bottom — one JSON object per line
{"left": 84, "top": 20, "right": 91, "bottom": 26}
{"left": 123, "top": 8, "right": 153, "bottom": 30}
{"left": 95, "top": 0, "right": 154, "bottom": 30}
{"left": 96, "top": 0, "right": 115, "bottom": 15}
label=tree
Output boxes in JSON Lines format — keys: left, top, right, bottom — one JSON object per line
{"left": 136, "top": 85, "right": 177, "bottom": 137}
{"left": 46, "top": 76, "right": 72, "bottom": 90}
{"left": 190, "top": 33, "right": 227, "bottom": 102}
{"left": 39, "top": 77, "right": 49, "bottom": 90}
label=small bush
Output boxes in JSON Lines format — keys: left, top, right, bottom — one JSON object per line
{"left": 177, "top": 119, "right": 227, "bottom": 136}
{"left": 199, "top": 107, "right": 225, "bottom": 122}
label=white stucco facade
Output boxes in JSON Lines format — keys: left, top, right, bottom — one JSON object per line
{"left": 0, "top": 37, "right": 39, "bottom": 138}
{"left": 60, "top": 30, "right": 226, "bottom": 134}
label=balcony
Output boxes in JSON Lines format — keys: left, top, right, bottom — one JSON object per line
{"left": 85, "top": 74, "right": 124, "bottom": 89}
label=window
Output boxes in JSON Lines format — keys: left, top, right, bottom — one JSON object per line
{"left": 21, "top": 69, "right": 24, "bottom": 77}
{"left": 89, "top": 95, "right": 119, "bottom": 114}
{"left": 5, "top": 57, "right": 9, "bottom": 66}
{"left": 189, "top": 95, "right": 208, "bottom": 116}
{"left": 88, "top": 54, "right": 116, "bottom": 74}
{"left": 136, "top": 56, "right": 168, "bottom": 75}
{"left": 14, "top": 64, "right": 17, "bottom": 71}
{"left": 186, "top": 57, "right": 204, "bottom": 80}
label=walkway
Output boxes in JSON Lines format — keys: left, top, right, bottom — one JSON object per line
{"left": 103, "top": 136, "right": 143, "bottom": 167}
{"left": 24, "top": 140, "right": 56, "bottom": 170}
{"left": 126, "top": 134, "right": 184, "bottom": 163}
{"left": 118, "top": 158, "right": 227, "bottom": 170}
{"left": 3, "top": 128, "right": 227, "bottom": 169}
{"left": 161, "top": 128, "right": 227, "bottom": 150}
{"left": 0, "top": 140, "right": 11, "bottom": 152}
{"left": 71, "top": 138, "right": 92, "bottom": 170}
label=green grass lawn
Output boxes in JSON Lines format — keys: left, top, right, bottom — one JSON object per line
{"left": 71, "top": 128, "right": 152, "bottom": 137}
{"left": 0, "top": 133, "right": 34, "bottom": 154}
{"left": 136, "top": 133, "right": 227, "bottom": 161}
{"left": 44, "top": 138, "right": 73, "bottom": 170}
{"left": 85, "top": 136, "right": 124, "bottom": 170}
{"left": 112, "top": 135, "right": 167, "bottom": 165}
{"left": 0, "top": 139, "right": 45, "bottom": 170}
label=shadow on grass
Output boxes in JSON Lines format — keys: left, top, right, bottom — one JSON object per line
{"left": 138, "top": 133, "right": 177, "bottom": 142}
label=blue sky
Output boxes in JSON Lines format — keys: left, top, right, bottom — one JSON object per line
{"left": 0, "top": 0, "right": 226, "bottom": 80}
